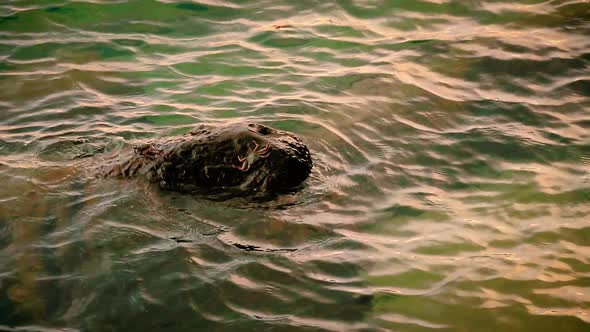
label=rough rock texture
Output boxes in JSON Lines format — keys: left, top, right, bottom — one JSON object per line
{"left": 96, "top": 122, "right": 313, "bottom": 194}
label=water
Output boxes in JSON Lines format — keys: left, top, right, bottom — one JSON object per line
{"left": 1, "top": 0, "right": 589, "bottom": 330}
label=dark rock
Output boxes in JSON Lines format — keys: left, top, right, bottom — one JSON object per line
{"left": 96, "top": 122, "right": 313, "bottom": 195}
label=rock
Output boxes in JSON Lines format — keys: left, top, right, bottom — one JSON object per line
{"left": 96, "top": 122, "right": 313, "bottom": 194}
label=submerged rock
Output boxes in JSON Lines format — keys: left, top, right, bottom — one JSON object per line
{"left": 96, "top": 122, "right": 313, "bottom": 194}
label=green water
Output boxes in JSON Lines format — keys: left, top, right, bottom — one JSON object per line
{"left": 1, "top": 0, "right": 590, "bottom": 331}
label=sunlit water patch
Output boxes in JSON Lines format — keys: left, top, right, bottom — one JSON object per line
{"left": 1, "top": 0, "right": 589, "bottom": 331}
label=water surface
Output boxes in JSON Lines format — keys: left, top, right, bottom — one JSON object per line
{"left": 1, "top": 0, "right": 590, "bottom": 331}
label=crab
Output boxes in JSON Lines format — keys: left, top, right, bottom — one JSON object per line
{"left": 234, "top": 140, "right": 271, "bottom": 171}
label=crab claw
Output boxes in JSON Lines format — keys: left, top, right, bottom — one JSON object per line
{"left": 233, "top": 160, "right": 250, "bottom": 172}
{"left": 251, "top": 141, "right": 271, "bottom": 158}
{"left": 257, "top": 143, "right": 271, "bottom": 157}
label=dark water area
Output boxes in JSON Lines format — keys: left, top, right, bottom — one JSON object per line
{"left": 1, "top": 0, "right": 590, "bottom": 331}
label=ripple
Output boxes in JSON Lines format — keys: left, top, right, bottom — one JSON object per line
{"left": 1, "top": 0, "right": 590, "bottom": 330}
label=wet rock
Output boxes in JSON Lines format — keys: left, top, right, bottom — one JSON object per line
{"left": 96, "top": 122, "right": 313, "bottom": 195}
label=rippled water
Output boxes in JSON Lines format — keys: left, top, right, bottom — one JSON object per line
{"left": 1, "top": 0, "right": 590, "bottom": 331}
